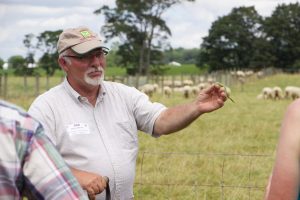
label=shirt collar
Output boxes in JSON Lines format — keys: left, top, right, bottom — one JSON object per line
{"left": 62, "top": 78, "right": 106, "bottom": 103}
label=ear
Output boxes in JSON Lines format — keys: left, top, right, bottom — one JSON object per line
{"left": 58, "top": 57, "right": 69, "bottom": 72}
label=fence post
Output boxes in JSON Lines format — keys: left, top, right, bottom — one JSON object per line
{"left": 3, "top": 73, "right": 7, "bottom": 99}
{"left": 221, "top": 159, "right": 225, "bottom": 200}
{"left": 172, "top": 75, "right": 175, "bottom": 92}
{"left": 35, "top": 74, "right": 40, "bottom": 97}
{"left": 23, "top": 74, "right": 27, "bottom": 92}
{"left": 0, "top": 74, "right": 2, "bottom": 96}
{"left": 135, "top": 74, "right": 140, "bottom": 89}
{"left": 46, "top": 75, "right": 50, "bottom": 90}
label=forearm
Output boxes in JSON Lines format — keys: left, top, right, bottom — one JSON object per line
{"left": 154, "top": 101, "right": 202, "bottom": 135}
{"left": 266, "top": 160, "right": 299, "bottom": 199}
{"left": 70, "top": 167, "right": 84, "bottom": 186}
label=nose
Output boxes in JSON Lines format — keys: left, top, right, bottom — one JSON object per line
{"left": 90, "top": 54, "right": 105, "bottom": 68}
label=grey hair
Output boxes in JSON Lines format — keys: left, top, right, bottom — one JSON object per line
{"left": 59, "top": 49, "right": 72, "bottom": 65}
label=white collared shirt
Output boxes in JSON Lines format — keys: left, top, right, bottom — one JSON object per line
{"left": 28, "top": 79, "right": 166, "bottom": 200}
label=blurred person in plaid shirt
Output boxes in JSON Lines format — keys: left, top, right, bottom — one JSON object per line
{"left": 0, "top": 99, "right": 88, "bottom": 200}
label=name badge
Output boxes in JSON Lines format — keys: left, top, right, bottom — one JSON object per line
{"left": 67, "top": 123, "right": 90, "bottom": 135}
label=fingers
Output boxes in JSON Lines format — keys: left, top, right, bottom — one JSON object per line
{"left": 87, "top": 189, "right": 96, "bottom": 200}
{"left": 202, "top": 84, "right": 220, "bottom": 94}
{"left": 92, "top": 176, "right": 106, "bottom": 193}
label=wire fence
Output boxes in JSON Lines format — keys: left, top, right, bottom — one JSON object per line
{"left": 0, "top": 69, "right": 273, "bottom": 99}
{"left": 0, "top": 70, "right": 279, "bottom": 199}
{"left": 134, "top": 151, "right": 273, "bottom": 200}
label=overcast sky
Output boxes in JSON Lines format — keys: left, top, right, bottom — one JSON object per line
{"left": 0, "top": 0, "right": 298, "bottom": 61}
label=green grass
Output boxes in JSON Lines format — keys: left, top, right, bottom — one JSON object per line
{"left": 105, "top": 66, "right": 127, "bottom": 76}
{"left": 2, "top": 73, "right": 299, "bottom": 199}
{"left": 134, "top": 73, "right": 300, "bottom": 199}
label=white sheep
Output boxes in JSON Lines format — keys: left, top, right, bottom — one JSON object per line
{"left": 273, "top": 86, "right": 283, "bottom": 100}
{"left": 140, "top": 84, "right": 155, "bottom": 97}
{"left": 163, "top": 86, "right": 172, "bottom": 98}
{"left": 236, "top": 70, "right": 246, "bottom": 78}
{"left": 284, "top": 86, "right": 300, "bottom": 100}
{"left": 191, "top": 86, "right": 200, "bottom": 96}
{"left": 198, "top": 82, "right": 209, "bottom": 91}
{"left": 182, "top": 85, "right": 192, "bottom": 98}
{"left": 262, "top": 87, "right": 274, "bottom": 100}
{"left": 183, "top": 79, "right": 194, "bottom": 86}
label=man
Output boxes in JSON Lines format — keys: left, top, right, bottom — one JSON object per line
{"left": 0, "top": 99, "right": 88, "bottom": 199}
{"left": 265, "top": 99, "right": 300, "bottom": 200}
{"left": 28, "top": 26, "right": 227, "bottom": 200}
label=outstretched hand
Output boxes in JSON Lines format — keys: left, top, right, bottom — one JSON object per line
{"left": 196, "top": 84, "right": 227, "bottom": 113}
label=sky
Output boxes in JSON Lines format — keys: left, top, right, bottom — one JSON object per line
{"left": 0, "top": 0, "right": 298, "bottom": 62}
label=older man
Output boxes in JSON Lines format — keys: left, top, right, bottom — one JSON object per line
{"left": 28, "top": 26, "right": 227, "bottom": 200}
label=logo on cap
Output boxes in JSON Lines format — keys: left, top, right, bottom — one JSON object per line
{"left": 80, "top": 31, "right": 91, "bottom": 38}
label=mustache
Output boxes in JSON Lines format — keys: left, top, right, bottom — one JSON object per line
{"left": 86, "top": 67, "right": 103, "bottom": 73}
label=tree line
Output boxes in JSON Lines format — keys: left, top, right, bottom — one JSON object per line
{"left": 1, "top": 1, "right": 300, "bottom": 76}
{"left": 198, "top": 3, "right": 300, "bottom": 72}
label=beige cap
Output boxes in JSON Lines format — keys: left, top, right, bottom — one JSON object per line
{"left": 57, "top": 26, "right": 109, "bottom": 54}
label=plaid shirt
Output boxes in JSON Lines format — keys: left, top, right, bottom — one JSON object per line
{"left": 0, "top": 100, "right": 88, "bottom": 200}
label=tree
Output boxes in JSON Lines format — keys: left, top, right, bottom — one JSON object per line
{"left": 197, "top": 6, "right": 264, "bottom": 71}
{"left": 0, "top": 57, "right": 4, "bottom": 70}
{"left": 36, "top": 30, "right": 62, "bottom": 75}
{"left": 8, "top": 55, "right": 27, "bottom": 75}
{"left": 94, "top": 0, "right": 194, "bottom": 75}
{"left": 263, "top": 3, "right": 300, "bottom": 69}
{"left": 23, "top": 34, "right": 36, "bottom": 64}
{"left": 163, "top": 47, "right": 199, "bottom": 64}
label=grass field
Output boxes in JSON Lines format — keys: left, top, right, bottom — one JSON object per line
{"left": 133, "top": 73, "right": 299, "bottom": 199}
{"left": 2, "top": 73, "right": 299, "bottom": 199}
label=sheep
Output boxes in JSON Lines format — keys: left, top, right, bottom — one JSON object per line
{"left": 182, "top": 85, "right": 192, "bottom": 98}
{"left": 152, "top": 83, "right": 159, "bottom": 93}
{"left": 174, "top": 80, "right": 182, "bottom": 88}
{"left": 140, "top": 84, "right": 155, "bottom": 97}
{"left": 183, "top": 79, "right": 194, "bottom": 86}
{"left": 236, "top": 70, "right": 246, "bottom": 78}
{"left": 257, "top": 71, "right": 264, "bottom": 79}
{"left": 163, "top": 80, "right": 173, "bottom": 87}
{"left": 273, "top": 86, "right": 283, "bottom": 100}
{"left": 284, "top": 86, "right": 300, "bottom": 100}
{"left": 198, "top": 82, "right": 209, "bottom": 91}
{"left": 163, "top": 86, "right": 172, "bottom": 98}
{"left": 262, "top": 87, "right": 274, "bottom": 100}
{"left": 207, "top": 77, "right": 215, "bottom": 85}
{"left": 191, "top": 86, "right": 200, "bottom": 96}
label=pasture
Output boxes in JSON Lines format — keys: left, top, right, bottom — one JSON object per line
{"left": 134, "top": 73, "right": 299, "bottom": 199}
{"left": 2, "top": 72, "right": 299, "bottom": 199}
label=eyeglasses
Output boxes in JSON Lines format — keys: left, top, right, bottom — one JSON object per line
{"left": 63, "top": 49, "right": 108, "bottom": 62}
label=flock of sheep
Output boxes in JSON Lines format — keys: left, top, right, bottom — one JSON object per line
{"left": 137, "top": 69, "right": 300, "bottom": 102}
{"left": 138, "top": 70, "right": 262, "bottom": 99}
{"left": 139, "top": 78, "right": 231, "bottom": 99}
{"left": 257, "top": 86, "right": 300, "bottom": 100}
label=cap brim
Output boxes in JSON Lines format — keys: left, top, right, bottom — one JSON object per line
{"left": 71, "top": 40, "right": 108, "bottom": 55}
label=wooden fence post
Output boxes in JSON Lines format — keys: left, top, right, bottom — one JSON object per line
{"left": 23, "top": 74, "right": 27, "bottom": 92}
{"left": 0, "top": 74, "right": 2, "bottom": 96}
{"left": 3, "top": 74, "right": 7, "bottom": 99}
{"left": 35, "top": 74, "right": 40, "bottom": 97}
{"left": 46, "top": 75, "right": 50, "bottom": 90}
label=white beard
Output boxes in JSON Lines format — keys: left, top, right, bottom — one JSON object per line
{"left": 84, "top": 67, "right": 104, "bottom": 86}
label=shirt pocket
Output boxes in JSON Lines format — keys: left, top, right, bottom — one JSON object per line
{"left": 116, "top": 121, "right": 138, "bottom": 151}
